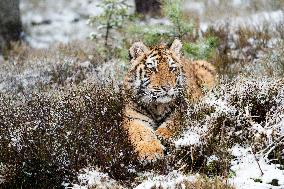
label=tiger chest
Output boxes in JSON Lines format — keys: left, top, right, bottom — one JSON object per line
{"left": 147, "top": 103, "right": 174, "bottom": 125}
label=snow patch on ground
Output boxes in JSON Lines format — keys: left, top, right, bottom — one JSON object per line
{"left": 184, "top": 1, "right": 205, "bottom": 15}
{"left": 134, "top": 171, "right": 196, "bottom": 189}
{"left": 20, "top": 0, "right": 135, "bottom": 48}
{"left": 20, "top": 0, "right": 100, "bottom": 48}
{"left": 70, "top": 168, "right": 122, "bottom": 189}
{"left": 230, "top": 145, "right": 284, "bottom": 189}
{"left": 201, "top": 10, "right": 284, "bottom": 32}
{"left": 69, "top": 169, "right": 197, "bottom": 189}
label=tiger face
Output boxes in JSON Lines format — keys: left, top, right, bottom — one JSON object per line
{"left": 127, "top": 41, "right": 184, "bottom": 104}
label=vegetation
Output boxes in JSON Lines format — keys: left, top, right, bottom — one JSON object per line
{"left": 0, "top": 0, "right": 283, "bottom": 188}
{"left": 0, "top": 85, "right": 138, "bottom": 188}
{"left": 88, "top": 0, "right": 131, "bottom": 60}
{"left": 89, "top": 0, "right": 217, "bottom": 62}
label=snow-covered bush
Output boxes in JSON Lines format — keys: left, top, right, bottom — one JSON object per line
{"left": 1, "top": 43, "right": 283, "bottom": 187}
{"left": 72, "top": 167, "right": 124, "bottom": 189}
{"left": 252, "top": 41, "right": 284, "bottom": 77}
{"left": 0, "top": 42, "right": 127, "bottom": 94}
{"left": 172, "top": 77, "right": 284, "bottom": 176}
{"left": 0, "top": 85, "right": 138, "bottom": 188}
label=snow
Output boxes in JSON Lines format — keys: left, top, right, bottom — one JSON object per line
{"left": 68, "top": 169, "right": 198, "bottom": 189}
{"left": 184, "top": 1, "right": 205, "bottom": 15}
{"left": 207, "top": 155, "right": 219, "bottom": 165}
{"left": 201, "top": 10, "right": 284, "bottom": 32}
{"left": 20, "top": 0, "right": 284, "bottom": 50}
{"left": 175, "top": 131, "right": 201, "bottom": 148}
{"left": 20, "top": 0, "right": 103, "bottom": 48}
{"left": 204, "top": 96, "right": 234, "bottom": 114}
{"left": 133, "top": 171, "right": 196, "bottom": 189}
{"left": 70, "top": 168, "right": 121, "bottom": 189}
{"left": 230, "top": 145, "right": 284, "bottom": 189}
{"left": 20, "top": 0, "right": 135, "bottom": 48}
{"left": 252, "top": 124, "right": 266, "bottom": 134}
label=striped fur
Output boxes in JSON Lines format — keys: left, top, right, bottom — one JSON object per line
{"left": 123, "top": 39, "right": 216, "bottom": 162}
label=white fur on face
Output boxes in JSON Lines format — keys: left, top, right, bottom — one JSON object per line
{"left": 140, "top": 87, "right": 180, "bottom": 104}
{"left": 156, "top": 96, "right": 172, "bottom": 103}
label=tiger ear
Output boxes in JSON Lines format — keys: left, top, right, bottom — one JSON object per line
{"left": 129, "top": 42, "right": 149, "bottom": 60}
{"left": 170, "top": 39, "right": 182, "bottom": 58}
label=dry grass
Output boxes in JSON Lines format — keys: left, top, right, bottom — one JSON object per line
{"left": 0, "top": 37, "right": 283, "bottom": 187}
{"left": 203, "top": 21, "right": 284, "bottom": 77}
{"left": 7, "top": 40, "right": 102, "bottom": 64}
{"left": 1, "top": 2, "right": 284, "bottom": 186}
{"left": 0, "top": 41, "right": 112, "bottom": 94}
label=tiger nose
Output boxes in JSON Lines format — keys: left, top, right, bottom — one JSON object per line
{"left": 161, "top": 86, "right": 171, "bottom": 92}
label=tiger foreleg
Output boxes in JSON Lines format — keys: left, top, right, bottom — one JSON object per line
{"left": 156, "top": 111, "right": 181, "bottom": 140}
{"left": 123, "top": 107, "right": 164, "bottom": 162}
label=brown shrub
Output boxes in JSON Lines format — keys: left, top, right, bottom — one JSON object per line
{"left": 171, "top": 77, "right": 284, "bottom": 177}
{"left": 0, "top": 84, "right": 138, "bottom": 188}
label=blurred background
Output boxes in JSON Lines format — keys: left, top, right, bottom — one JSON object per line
{"left": 1, "top": 0, "right": 283, "bottom": 77}
{"left": 1, "top": 0, "right": 283, "bottom": 48}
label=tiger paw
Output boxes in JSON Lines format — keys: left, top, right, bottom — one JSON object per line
{"left": 156, "top": 126, "right": 173, "bottom": 140}
{"left": 135, "top": 139, "right": 164, "bottom": 162}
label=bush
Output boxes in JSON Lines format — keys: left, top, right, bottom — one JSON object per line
{"left": 88, "top": 0, "right": 132, "bottom": 61}
{"left": 0, "top": 84, "right": 138, "bottom": 188}
{"left": 172, "top": 77, "right": 284, "bottom": 175}
{"left": 0, "top": 42, "right": 128, "bottom": 95}
{"left": 126, "top": 5, "right": 217, "bottom": 63}
{"left": 253, "top": 41, "right": 284, "bottom": 77}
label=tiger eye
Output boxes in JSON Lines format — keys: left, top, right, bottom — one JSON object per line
{"left": 169, "top": 67, "right": 177, "bottom": 72}
{"left": 148, "top": 67, "right": 157, "bottom": 72}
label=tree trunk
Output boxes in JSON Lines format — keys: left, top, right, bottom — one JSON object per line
{"left": 0, "top": 0, "right": 22, "bottom": 54}
{"left": 135, "top": 0, "right": 161, "bottom": 17}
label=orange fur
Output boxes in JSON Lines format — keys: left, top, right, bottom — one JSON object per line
{"left": 123, "top": 39, "right": 216, "bottom": 162}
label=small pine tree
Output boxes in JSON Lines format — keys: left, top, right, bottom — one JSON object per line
{"left": 162, "top": 0, "right": 192, "bottom": 39}
{"left": 127, "top": 0, "right": 193, "bottom": 46}
{"left": 183, "top": 36, "right": 218, "bottom": 60}
{"left": 88, "top": 0, "right": 131, "bottom": 60}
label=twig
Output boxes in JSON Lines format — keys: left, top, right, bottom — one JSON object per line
{"left": 261, "top": 135, "right": 284, "bottom": 154}
{"left": 251, "top": 146, "right": 264, "bottom": 176}
{"left": 261, "top": 135, "right": 284, "bottom": 160}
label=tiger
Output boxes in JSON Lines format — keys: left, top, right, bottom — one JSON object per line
{"left": 122, "top": 39, "right": 216, "bottom": 162}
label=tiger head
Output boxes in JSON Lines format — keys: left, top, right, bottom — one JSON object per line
{"left": 126, "top": 39, "right": 184, "bottom": 104}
